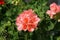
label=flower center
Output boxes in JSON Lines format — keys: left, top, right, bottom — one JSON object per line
{"left": 24, "top": 18, "right": 28, "bottom": 23}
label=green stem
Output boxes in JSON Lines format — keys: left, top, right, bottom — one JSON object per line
{"left": 50, "top": 35, "right": 53, "bottom": 40}
{"left": 25, "top": 33, "right": 28, "bottom": 40}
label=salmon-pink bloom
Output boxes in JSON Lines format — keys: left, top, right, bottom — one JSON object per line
{"left": 46, "top": 10, "right": 56, "bottom": 19}
{"left": 50, "top": 3, "right": 60, "bottom": 13}
{"left": 16, "top": 9, "right": 40, "bottom": 32}
{"left": 46, "top": 3, "right": 60, "bottom": 19}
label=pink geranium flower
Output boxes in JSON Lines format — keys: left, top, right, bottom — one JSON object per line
{"left": 46, "top": 3, "right": 60, "bottom": 19}
{"left": 46, "top": 10, "right": 56, "bottom": 19}
{"left": 50, "top": 3, "right": 60, "bottom": 13}
{"left": 16, "top": 9, "right": 40, "bottom": 32}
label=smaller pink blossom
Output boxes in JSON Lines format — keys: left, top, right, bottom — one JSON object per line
{"left": 50, "top": 3, "right": 60, "bottom": 13}
{"left": 46, "top": 10, "right": 56, "bottom": 19}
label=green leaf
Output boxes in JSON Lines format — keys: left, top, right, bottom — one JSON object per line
{"left": 0, "top": 36, "right": 6, "bottom": 40}
{"left": 5, "top": 0, "right": 12, "bottom": 4}
{"left": 5, "top": 10, "right": 12, "bottom": 17}
{"left": 0, "top": 27, "right": 4, "bottom": 33}
{"left": 46, "top": 22, "right": 55, "bottom": 31}
{"left": 57, "top": 36, "right": 60, "bottom": 40}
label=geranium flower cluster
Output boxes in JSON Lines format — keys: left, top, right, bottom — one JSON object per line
{"left": 0, "top": 0, "right": 4, "bottom": 5}
{"left": 16, "top": 9, "right": 40, "bottom": 32}
{"left": 46, "top": 3, "right": 60, "bottom": 19}
{"left": 16, "top": 3, "right": 60, "bottom": 32}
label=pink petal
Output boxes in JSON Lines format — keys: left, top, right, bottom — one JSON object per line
{"left": 17, "top": 24, "right": 23, "bottom": 31}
